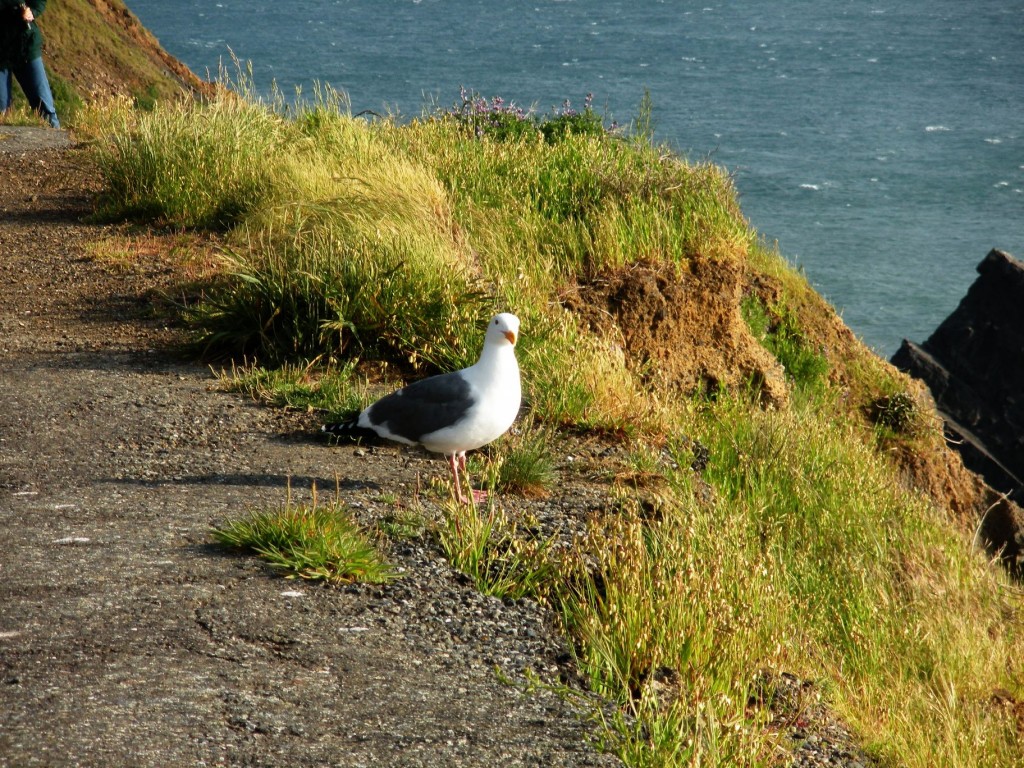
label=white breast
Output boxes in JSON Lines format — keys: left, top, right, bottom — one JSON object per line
{"left": 419, "top": 348, "right": 521, "bottom": 455}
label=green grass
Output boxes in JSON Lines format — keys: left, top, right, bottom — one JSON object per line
{"left": 555, "top": 497, "right": 774, "bottom": 765}
{"left": 435, "top": 499, "right": 556, "bottom": 601}
{"left": 217, "top": 358, "right": 363, "bottom": 411}
{"left": 213, "top": 492, "right": 396, "bottom": 584}
{"left": 490, "top": 422, "right": 557, "bottom": 498}
{"left": 86, "top": 95, "right": 283, "bottom": 228}
{"left": 77, "top": 74, "right": 748, "bottom": 385}
{"left": 742, "top": 294, "right": 830, "bottom": 395}
{"left": 49, "top": 70, "right": 84, "bottom": 123}
{"left": 542, "top": 395, "right": 1023, "bottom": 767}
{"left": 78, "top": 83, "right": 1024, "bottom": 768}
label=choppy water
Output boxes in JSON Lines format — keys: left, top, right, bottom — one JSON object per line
{"left": 126, "top": 0, "right": 1024, "bottom": 355}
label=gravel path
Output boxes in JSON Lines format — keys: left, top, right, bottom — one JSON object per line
{"left": 0, "top": 136, "right": 618, "bottom": 767}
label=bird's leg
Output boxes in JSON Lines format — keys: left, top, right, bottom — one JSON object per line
{"left": 447, "top": 452, "right": 469, "bottom": 504}
{"left": 458, "top": 452, "right": 489, "bottom": 504}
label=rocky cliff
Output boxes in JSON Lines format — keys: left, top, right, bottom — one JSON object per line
{"left": 892, "top": 249, "right": 1024, "bottom": 507}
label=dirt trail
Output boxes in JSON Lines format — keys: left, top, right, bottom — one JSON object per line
{"left": 0, "top": 134, "right": 618, "bottom": 767}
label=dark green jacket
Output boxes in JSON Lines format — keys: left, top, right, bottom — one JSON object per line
{"left": 0, "top": 0, "right": 47, "bottom": 70}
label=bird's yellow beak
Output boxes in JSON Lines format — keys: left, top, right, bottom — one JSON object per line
{"left": 504, "top": 330, "right": 517, "bottom": 346}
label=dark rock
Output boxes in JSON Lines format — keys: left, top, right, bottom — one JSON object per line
{"left": 888, "top": 249, "right": 1024, "bottom": 573}
{"left": 888, "top": 246, "right": 1024, "bottom": 573}
{"left": 892, "top": 249, "right": 1024, "bottom": 565}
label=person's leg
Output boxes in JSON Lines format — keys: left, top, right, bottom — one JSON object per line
{"left": 11, "top": 58, "right": 59, "bottom": 128}
{"left": 0, "top": 70, "right": 12, "bottom": 113}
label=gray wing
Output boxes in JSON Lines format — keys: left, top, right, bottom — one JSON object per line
{"left": 365, "top": 370, "right": 476, "bottom": 444}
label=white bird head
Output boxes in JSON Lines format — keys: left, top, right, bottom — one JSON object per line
{"left": 486, "top": 313, "right": 520, "bottom": 347}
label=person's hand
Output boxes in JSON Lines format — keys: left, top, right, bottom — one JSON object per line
{"left": 21, "top": 5, "right": 35, "bottom": 23}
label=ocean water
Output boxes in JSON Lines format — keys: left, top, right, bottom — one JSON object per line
{"left": 125, "top": 0, "right": 1023, "bottom": 356}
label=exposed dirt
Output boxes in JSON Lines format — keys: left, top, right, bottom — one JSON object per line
{"left": 565, "top": 257, "right": 788, "bottom": 406}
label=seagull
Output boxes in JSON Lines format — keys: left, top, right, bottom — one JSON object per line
{"left": 322, "top": 313, "right": 522, "bottom": 504}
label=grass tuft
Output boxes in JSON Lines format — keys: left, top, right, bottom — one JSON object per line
{"left": 868, "top": 391, "right": 923, "bottom": 435}
{"left": 213, "top": 490, "right": 396, "bottom": 584}
{"left": 435, "top": 500, "right": 556, "bottom": 601}
{"left": 491, "top": 422, "right": 557, "bottom": 498}
{"left": 377, "top": 508, "right": 428, "bottom": 541}
{"left": 217, "top": 357, "right": 362, "bottom": 412}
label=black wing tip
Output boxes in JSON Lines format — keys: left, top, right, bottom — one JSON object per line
{"left": 321, "top": 420, "right": 380, "bottom": 443}
{"left": 321, "top": 420, "right": 351, "bottom": 434}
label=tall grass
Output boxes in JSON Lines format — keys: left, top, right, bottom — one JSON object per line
{"left": 693, "top": 398, "right": 1019, "bottom": 766}
{"left": 546, "top": 395, "right": 1023, "bottom": 766}
{"left": 79, "top": 74, "right": 747, "bottom": 413}
{"left": 419, "top": 393, "right": 1024, "bottom": 766}
{"left": 436, "top": 500, "right": 556, "bottom": 601}
{"left": 84, "top": 91, "right": 283, "bottom": 228}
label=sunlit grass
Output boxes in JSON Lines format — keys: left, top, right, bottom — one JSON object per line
{"left": 217, "top": 358, "right": 363, "bottom": 412}
{"left": 0, "top": 102, "right": 48, "bottom": 127}
{"left": 213, "top": 490, "right": 396, "bottom": 584}
{"left": 435, "top": 499, "right": 556, "bottom": 601}
{"left": 536, "top": 394, "right": 1023, "bottom": 766}
{"left": 490, "top": 419, "right": 557, "bottom": 498}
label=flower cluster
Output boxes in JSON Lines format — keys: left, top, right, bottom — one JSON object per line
{"left": 540, "top": 92, "right": 610, "bottom": 143}
{"left": 448, "top": 88, "right": 614, "bottom": 144}
{"left": 456, "top": 86, "right": 530, "bottom": 121}
{"left": 451, "top": 86, "right": 537, "bottom": 140}
{"left": 554, "top": 93, "right": 594, "bottom": 118}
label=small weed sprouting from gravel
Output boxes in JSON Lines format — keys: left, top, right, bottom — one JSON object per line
{"left": 212, "top": 489, "right": 396, "bottom": 584}
{"left": 82, "top": 237, "right": 136, "bottom": 273}
{"left": 377, "top": 508, "right": 428, "bottom": 541}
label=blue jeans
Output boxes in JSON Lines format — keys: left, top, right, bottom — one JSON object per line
{"left": 0, "top": 57, "right": 60, "bottom": 129}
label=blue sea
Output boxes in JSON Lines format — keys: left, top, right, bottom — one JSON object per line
{"left": 125, "top": 0, "right": 1023, "bottom": 356}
